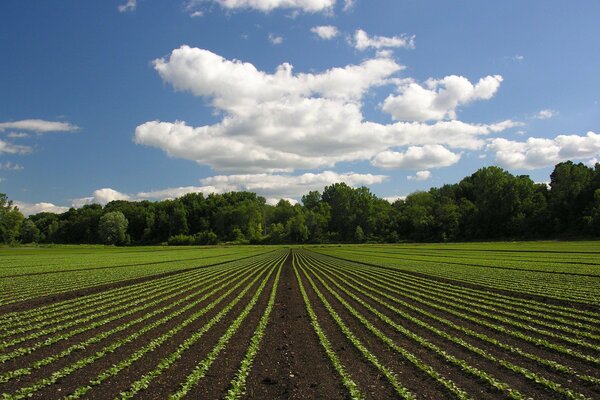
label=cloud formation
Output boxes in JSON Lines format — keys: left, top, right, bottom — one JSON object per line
{"left": 534, "top": 109, "right": 558, "bottom": 120}
{"left": 118, "top": 0, "right": 137, "bottom": 12}
{"left": 311, "top": 25, "right": 339, "bottom": 40}
{"left": 69, "top": 171, "right": 386, "bottom": 209}
{"left": 207, "top": 0, "right": 335, "bottom": 13}
{"left": 371, "top": 145, "right": 461, "bottom": 169}
{"left": 0, "top": 162, "right": 24, "bottom": 171}
{"left": 268, "top": 33, "right": 284, "bottom": 44}
{"left": 487, "top": 131, "right": 600, "bottom": 169}
{"left": 407, "top": 170, "right": 432, "bottom": 181}
{"left": 0, "top": 119, "right": 79, "bottom": 133}
{"left": 351, "top": 29, "right": 415, "bottom": 51}
{"left": 15, "top": 202, "right": 69, "bottom": 217}
{"left": 135, "top": 46, "right": 514, "bottom": 173}
{"left": 0, "top": 140, "right": 32, "bottom": 155}
{"left": 72, "top": 188, "right": 131, "bottom": 207}
{"left": 382, "top": 75, "right": 503, "bottom": 122}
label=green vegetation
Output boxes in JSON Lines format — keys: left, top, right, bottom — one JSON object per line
{"left": 3, "top": 161, "right": 600, "bottom": 246}
{"left": 0, "top": 243, "right": 598, "bottom": 399}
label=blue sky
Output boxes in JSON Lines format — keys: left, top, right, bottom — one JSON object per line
{"left": 1, "top": 0, "right": 599, "bottom": 215}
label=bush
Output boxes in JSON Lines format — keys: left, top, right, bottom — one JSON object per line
{"left": 167, "top": 231, "right": 219, "bottom": 246}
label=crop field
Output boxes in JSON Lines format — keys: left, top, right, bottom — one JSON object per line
{"left": 0, "top": 242, "right": 599, "bottom": 399}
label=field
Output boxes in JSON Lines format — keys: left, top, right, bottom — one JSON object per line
{"left": 0, "top": 243, "right": 599, "bottom": 399}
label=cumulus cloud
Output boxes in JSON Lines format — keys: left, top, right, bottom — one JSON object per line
{"left": 0, "top": 119, "right": 79, "bottom": 133}
{"left": 311, "top": 25, "right": 339, "bottom": 40}
{"left": 382, "top": 75, "right": 503, "bottom": 122}
{"left": 118, "top": 0, "right": 137, "bottom": 12}
{"left": 266, "top": 197, "right": 298, "bottom": 206}
{"left": 200, "top": 170, "right": 387, "bottom": 198}
{"left": 407, "top": 170, "right": 432, "bottom": 181}
{"left": 268, "top": 33, "right": 284, "bottom": 44}
{"left": 0, "top": 162, "right": 24, "bottom": 171}
{"left": 72, "top": 188, "right": 131, "bottom": 207}
{"left": 534, "top": 109, "right": 558, "bottom": 120}
{"left": 0, "top": 140, "right": 32, "bottom": 155}
{"left": 351, "top": 29, "right": 415, "bottom": 51}
{"left": 15, "top": 202, "right": 69, "bottom": 217}
{"left": 371, "top": 145, "right": 461, "bottom": 169}
{"left": 206, "top": 0, "right": 335, "bottom": 13}
{"left": 383, "top": 195, "right": 406, "bottom": 203}
{"left": 190, "top": 11, "right": 204, "bottom": 17}
{"left": 135, "top": 46, "right": 515, "bottom": 173}
{"left": 67, "top": 171, "right": 385, "bottom": 210}
{"left": 487, "top": 131, "right": 600, "bottom": 169}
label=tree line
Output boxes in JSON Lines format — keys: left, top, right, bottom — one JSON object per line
{"left": 2, "top": 161, "right": 599, "bottom": 246}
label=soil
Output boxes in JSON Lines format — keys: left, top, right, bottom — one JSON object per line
{"left": 2, "top": 249, "right": 599, "bottom": 400}
{"left": 242, "top": 253, "right": 348, "bottom": 400}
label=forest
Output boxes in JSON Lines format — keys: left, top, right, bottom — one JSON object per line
{"left": 2, "top": 161, "right": 600, "bottom": 245}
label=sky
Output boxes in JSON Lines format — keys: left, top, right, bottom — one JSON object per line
{"left": 1, "top": 0, "right": 599, "bottom": 215}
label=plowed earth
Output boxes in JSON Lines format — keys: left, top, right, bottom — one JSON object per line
{"left": 1, "top": 246, "right": 599, "bottom": 400}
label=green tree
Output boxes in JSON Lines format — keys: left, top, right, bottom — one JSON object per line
{"left": 0, "top": 193, "right": 24, "bottom": 244}
{"left": 98, "top": 211, "right": 129, "bottom": 245}
{"left": 20, "top": 219, "right": 40, "bottom": 243}
{"left": 549, "top": 161, "right": 594, "bottom": 233}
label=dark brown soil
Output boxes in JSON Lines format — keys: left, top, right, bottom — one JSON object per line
{"left": 242, "top": 253, "right": 348, "bottom": 400}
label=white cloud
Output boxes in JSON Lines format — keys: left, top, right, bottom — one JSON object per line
{"left": 137, "top": 186, "right": 219, "bottom": 200}
{"left": 118, "top": 0, "right": 137, "bottom": 12}
{"left": 407, "top": 170, "right": 432, "bottom": 181}
{"left": 136, "top": 46, "right": 515, "bottom": 173}
{"left": 0, "top": 119, "right": 78, "bottom": 133}
{"left": 0, "top": 140, "right": 32, "bottom": 154}
{"left": 351, "top": 29, "right": 415, "bottom": 51}
{"left": 383, "top": 195, "right": 406, "bottom": 203}
{"left": 200, "top": 171, "right": 387, "bottom": 198}
{"left": 311, "top": 25, "right": 339, "bottom": 40}
{"left": 534, "top": 109, "right": 558, "bottom": 120}
{"left": 72, "top": 188, "right": 131, "bottom": 207}
{"left": 372, "top": 145, "right": 461, "bottom": 169}
{"left": 0, "top": 162, "right": 24, "bottom": 171}
{"left": 588, "top": 158, "right": 598, "bottom": 166}
{"left": 190, "top": 11, "right": 204, "bottom": 17}
{"left": 382, "top": 75, "right": 503, "bottom": 122}
{"left": 67, "top": 171, "right": 386, "bottom": 210}
{"left": 342, "top": 0, "right": 355, "bottom": 11}
{"left": 268, "top": 33, "right": 284, "bottom": 45}
{"left": 15, "top": 202, "right": 69, "bottom": 217}
{"left": 512, "top": 55, "right": 524, "bottom": 61}
{"left": 487, "top": 131, "right": 600, "bottom": 169}
{"left": 6, "top": 132, "right": 30, "bottom": 139}
{"left": 266, "top": 197, "right": 298, "bottom": 206}
{"left": 207, "top": 0, "right": 335, "bottom": 13}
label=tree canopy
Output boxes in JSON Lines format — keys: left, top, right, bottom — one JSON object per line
{"left": 3, "top": 161, "right": 600, "bottom": 246}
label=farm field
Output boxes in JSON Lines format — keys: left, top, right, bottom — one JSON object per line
{"left": 1, "top": 242, "right": 599, "bottom": 399}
